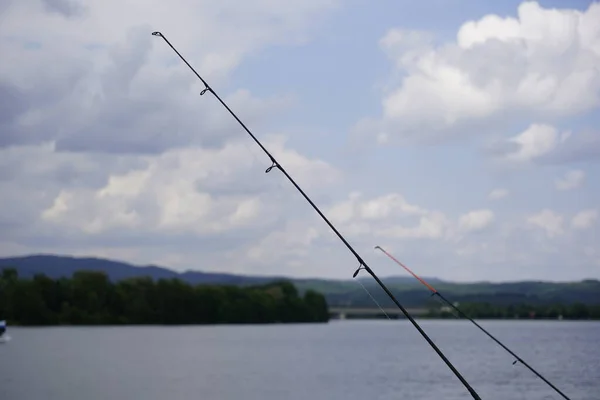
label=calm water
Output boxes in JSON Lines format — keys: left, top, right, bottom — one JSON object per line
{"left": 1, "top": 320, "right": 598, "bottom": 400}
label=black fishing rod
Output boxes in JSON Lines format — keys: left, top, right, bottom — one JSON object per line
{"left": 152, "top": 31, "right": 482, "bottom": 400}
{"left": 374, "top": 245, "right": 572, "bottom": 400}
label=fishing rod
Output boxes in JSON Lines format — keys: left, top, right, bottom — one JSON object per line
{"left": 374, "top": 245, "right": 572, "bottom": 400}
{"left": 152, "top": 31, "right": 482, "bottom": 400}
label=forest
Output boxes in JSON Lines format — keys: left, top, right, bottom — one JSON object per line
{"left": 0, "top": 268, "right": 330, "bottom": 325}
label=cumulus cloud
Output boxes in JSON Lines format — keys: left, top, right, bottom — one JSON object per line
{"left": 527, "top": 209, "right": 564, "bottom": 238}
{"left": 494, "top": 124, "right": 569, "bottom": 163}
{"left": 488, "top": 124, "right": 600, "bottom": 165}
{"left": 354, "top": 1, "right": 600, "bottom": 146}
{"left": 0, "top": 0, "right": 337, "bottom": 154}
{"left": 327, "top": 192, "right": 450, "bottom": 240}
{"left": 458, "top": 209, "right": 495, "bottom": 233}
{"left": 571, "top": 209, "right": 598, "bottom": 229}
{"left": 0, "top": 136, "right": 340, "bottom": 243}
{"left": 488, "top": 188, "right": 509, "bottom": 200}
{"left": 327, "top": 194, "right": 497, "bottom": 241}
{"left": 555, "top": 170, "right": 585, "bottom": 191}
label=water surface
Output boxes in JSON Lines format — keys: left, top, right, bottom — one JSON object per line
{"left": 1, "top": 320, "right": 598, "bottom": 400}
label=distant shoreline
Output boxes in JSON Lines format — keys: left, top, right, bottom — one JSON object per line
{"left": 5, "top": 318, "right": 600, "bottom": 328}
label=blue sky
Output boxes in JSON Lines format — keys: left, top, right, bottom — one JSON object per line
{"left": 0, "top": 0, "right": 598, "bottom": 282}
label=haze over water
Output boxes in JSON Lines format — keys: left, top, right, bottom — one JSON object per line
{"left": 1, "top": 320, "right": 598, "bottom": 400}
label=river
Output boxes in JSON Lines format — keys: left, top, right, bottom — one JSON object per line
{"left": 1, "top": 320, "right": 598, "bottom": 400}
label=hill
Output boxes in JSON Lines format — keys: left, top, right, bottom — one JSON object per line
{"left": 0, "top": 254, "right": 286, "bottom": 285}
{"left": 2, "top": 254, "right": 599, "bottom": 308}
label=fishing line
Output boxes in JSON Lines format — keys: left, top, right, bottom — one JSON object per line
{"left": 353, "top": 277, "right": 392, "bottom": 320}
{"left": 374, "top": 245, "right": 572, "bottom": 400}
{"left": 152, "top": 31, "right": 482, "bottom": 400}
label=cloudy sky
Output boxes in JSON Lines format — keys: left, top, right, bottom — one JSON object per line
{"left": 1, "top": 0, "right": 599, "bottom": 282}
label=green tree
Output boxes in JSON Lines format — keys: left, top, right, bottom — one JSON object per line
{"left": 0, "top": 268, "right": 330, "bottom": 326}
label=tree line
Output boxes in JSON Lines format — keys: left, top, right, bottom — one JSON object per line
{"left": 0, "top": 268, "right": 330, "bottom": 325}
{"left": 426, "top": 301, "right": 600, "bottom": 320}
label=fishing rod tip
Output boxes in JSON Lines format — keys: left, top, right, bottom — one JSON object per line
{"left": 151, "top": 31, "right": 162, "bottom": 37}
{"left": 374, "top": 245, "right": 381, "bottom": 250}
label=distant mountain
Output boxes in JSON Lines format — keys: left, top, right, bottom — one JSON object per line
{"left": 0, "top": 254, "right": 287, "bottom": 285}
{"left": 2, "top": 254, "right": 599, "bottom": 308}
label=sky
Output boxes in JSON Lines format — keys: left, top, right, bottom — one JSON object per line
{"left": 0, "top": 0, "right": 599, "bottom": 282}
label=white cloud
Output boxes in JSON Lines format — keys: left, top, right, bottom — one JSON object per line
{"left": 488, "top": 188, "right": 509, "bottom": 200}
{"left": 555, "top": 170, "right": 585, "bottom": 191}
{"left": 488, "top": 124, "right": 600, "bottom": 166}
{"left": 571, "top": 209, "right": 598, "bottom": 229}
{"left": 526, "top": 209, "right": 564, "bottom": 238}
{"left": 329, "top": 192, "right": 427, "bottom": 223}
{"left": 327, "top": 192, "right": 449, "bottom": 240}
{"left": 458, "top": 209, "right": 495, "bottom": 233}
{"left": 355, "top": 1, "right": 600, "bottom": 145}
{"left": 0, "top": 0, "right": 337, "bottom": 153}
{"left": 378, "top": 211, "right": 449, "bottom": 240}
{"left": 501, "top": 124, "right": 569, "bottom": 163}
{"left": 327, "top": 196, "right": 497, "bottom": 241}
{"left": 31, "top": 136, "right": 340, "bottom": 236}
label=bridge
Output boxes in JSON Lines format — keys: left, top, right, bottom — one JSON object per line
{"left": 329, "top": 307, "right": 430, "bottom": 320}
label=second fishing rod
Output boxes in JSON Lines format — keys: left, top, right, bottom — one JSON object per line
{"left": 151, "top": 31, "right": 482, "bottom": 400}
{"left": 375, "top": 245, "right": 572, "bottom": 400}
